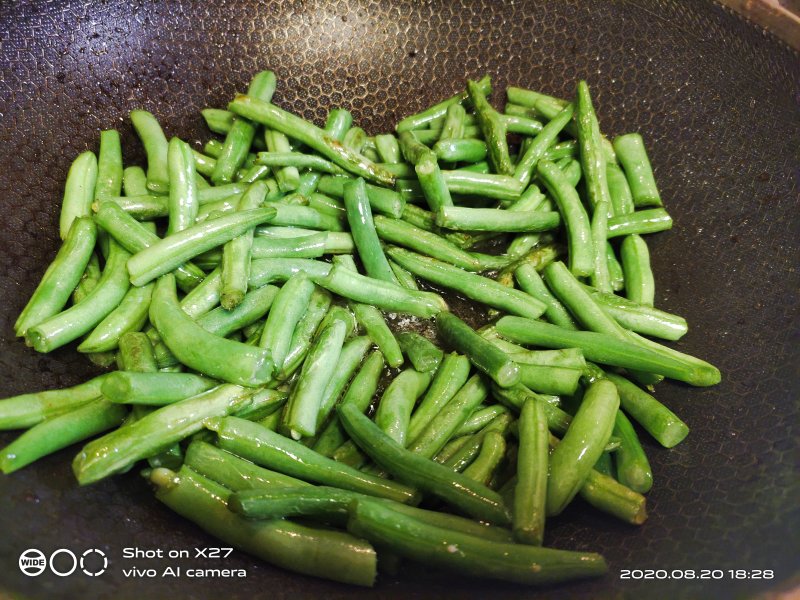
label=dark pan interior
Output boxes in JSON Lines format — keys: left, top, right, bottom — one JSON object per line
{"left": 0, "top": 1, "right": 798, "bottom": 598}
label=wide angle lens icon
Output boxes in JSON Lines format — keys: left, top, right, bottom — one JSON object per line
{"left": 18, "top": 549, "right": 47, "bottom": 576}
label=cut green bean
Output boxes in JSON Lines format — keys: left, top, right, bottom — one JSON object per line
{"left": 126, "top": 207, "right": 276, "bottom": 286}
{"left": 351, "top": 303, "right": 403, "bottom": 368}
{"left": 123, "top": 165, "right": 149, "bottom": 197}
{"left": 26, "top": 239, "right": 131, "bottom": 353}
{"left": 77, "top": 281, "right": 153, "bottom": 352}
{"left": 73, "top": 384, "right": 252, "bottom": 484}
{"left": 202, "top": 108, "right": 235, "bottom": 134}
{"left": 415, "top": 151, "right": 455, "bottom": 212}
{"left": 440, "top": 170, "right": 523, "bottom": 202}
{"left": 255, "top": 151, "right": 346, "bottom": 174}
{"left": 118, "top": 332, "right": 159, "bottom": 373}
{"left": 604, "top": 372, "right": 689, "bottom": 447}
{"left": 283, "top": 319, "right": 347, "bottom": 439}
{"left": 513, "top": 103, "right": 574, "bottom": 187}
{"left": 388, "top": 248, "right": 545, "bottom": 320}
{"left": 339, "top": 403, "right": 510, "bottom": 524}
{"left": 396, "top": 75, "right": 491, "bottom": 132}
{"left": 514, "top": 399, "right": 549, "bottom": 545}
{"left": 468, "top": 79, "right": 512, "bottom": 175}
{"left": 15, "top": 217, "right": 97, "bottom": 336}
{"left": 374, "top": 369, "right": 432, "bottom": 445}
{"left": 436, "top": 206, "right": 560, "bottom": 233}
{"left": 229, "top": 95, "right": 395, "bottom": 186}
{"left": 496, "top": 317, "right": 720, "bottom": 386}
{"left": 151, "top": 275, "right": 274, "bottom": 386}
{"left": 613, "top": 410, "right": 653, "bottom": 493}
{"left": 407, "top": 352, "right": 471, "bottom": 444}
{"left": 406, "top": 374, "right": 488, "bottom": 459}
{"left": 514, "top": 262, "right": 578, "bottom": 330}
{"left": 344, "top": 177, "right": 398, "bottom": 283}
{"left": 620, "top": 234, "right": 655, "bottom": 307}
{"left": 396, "top": 331, "right": 443, "bottom": 373}
{"left": 462, "top": 431, "right": 506, "bottom": 486}
{"left": 547, "top": 379, "right": 619, "bottom": 515}
{"left": 454, "top": 405, "right": 509, "bottom": 437}
{"left": 95, "top": 130, "right": 123, "bottom": 200}
{"left": 1, "top": 399, "right": 127, "bottom": 474}
{"left": 314, "top": 336, "right": 373, "bottom": 428}
{"left": 517, "top": 364, "right": 581, "bottom": 396}
{"left": 317, "top": 175, "right": 405, "bottom": 218}
{"left": 606, "top": 162, "right": 635, "bottom": 216}
{"left": 130, "top": 110, "right": 170, "bottom": 193}
{"left": 210, "top": 416, "right": 418, "bottom": 504}
{"left": 59, "top": 151, "right": 98, "bottom": 239}
{"left": 221, "top": 181, "right": 267, "bottom": 309}
{"left": 576, "top": 81, "right": 613, "bottom": 218}
{"left": 536, "top": 159, "right": 593, "bottom": 277}
{"left": 197, "top": 284, "right": 278, "bottom": 338}
{"left": 442, "top": 413, "right": 514, "bottom": 472}
{"left": 278, "top": 287, "right": 333, "bottom": 380}
{"left": 259, "top": 273, "right": 317, "bottom": 372}
{"left": 264, "top": 129, "right": 300, "bottom": 192}
{"left": 590, "top": 200, "right": 613, "bottom": 292}
{"left": 613, "top": 133, "right": 662, "bottom": 207}
{"left": 606, "top": 242, "right": 626, "bottom": 291}
{"left": 606, "top": 208, "right": 672, "bottom": 238}
{"left": 374, "top": 134, "right": 401, "bottom": 163}
{"left": 433, "top": 138, "right": 487, "bottom": 163}
{"left": 101, "top": 372, "right": 217, "bottom": 406}
{"left": 96, "top": 194, "right": 169, "bottom": 220}
{"left": 166, "top": 137, "right": 198, "bottom": 234}
{"left": 152, "top": 466, "right": 376, "bottom": 586}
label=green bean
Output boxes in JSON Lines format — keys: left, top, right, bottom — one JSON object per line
{"left": 593, "top": 451, "right": 615, "bottom": 478}
{"left": 73, "top": 383, "right": 252, "bottom": 484}
{"left": 228, "top": 95, "right": 395, "bottom": 186}
{"left": 313, "top": 264, "right": 446, "bottom": 319}
{"left": 603, "top": 372, "right": 688, "bottom": 447}
{"left": 253, "top": 151, "right": 344, "bottom": 175}
{"left": 389, "top": 260, "right": 417, "bottom": 290}
{"left": 151, "top": 275, "right": 274, "bottom": 386}
{"left": 454, "top": 405, "right": 509, "bottom": 437}
{"left": 307, "top": 192, "right": 345, "bottom": 219}
{"left": 350, "top": 497, "right": 605, "bottom": 584}
{"left": 204, "top": 139, "right": 224, "bottom": 158}
{"left": 434, "top": 435, "right": 471, "bottom": 464}
{"left": 374, "top": 369, "right": 432, "bottom": 445}
{"left": 442, "top": 413, "right": 513, "bottom": 472}
{"left": 315, "top": 336, "right": 372, "bottom": 428}
{"left": 196, "top": 182, "right": 249, "bottom": 204}
{"left": 606, "top": 162, "right": 635, "bottom": 216}
{"left": 343, "top": 178, "right": 397, "bottom": 283}
{"left": 415, "top": 151, "right": 455, "bottom": 212}
{"left": 118, "top": 332, "right": 159, "bottom": 372}
{"left": 0, "top": 374, "right": 109, "bottom": 431}
{"left": 338, "top": 403, "right": 510, "bottom": 524}
{"left": 218, "top": 182, "right": 266, "bottom": 309}
{"left": 396, "top": 331, "right": 443, "bottom": 372}
{"left": 126, "top": 207, "right": 276, "bottom": 286}
{"left": 130, "top": 110, "right": 170, "bottom": 193}
{"left": 210, "top": 71, "right": 276, "bottom": 185}
{"left": 96, "top": 194, "right": 169, "bottom": 220}
{"left": 536, "top": 159, "right": 593, "bottom": 277}
{"left": 613, "top": 133, "right": 662, "bottom": 207}
{"left": 265, "top": 204, "right": 342, "bottom": 232}
{"left": 613, "top": 410, "right": 653, "bottom": 493}
{"left": 433, "top": 137, "right": 487, "bottom": 163}
{"left": 152, "top": 466, "right": 376, "bottom": 586}
{"left": 15, "top": 217, "right": 97, "bottom": 336}
{"left": 543, "top": 260, "right": 659, "bottom": 386}
{"left": 513, "top": 103, "right": 574, "bottom": 187}
{"left": 312, "top": 350, "right": 384, "bottom": 457}
{"left": 93, "top": 202, "right": 206, "bottom": 291}
{"left": 258, "top": 273, "right": 316, "bottom": 371}
{"left": 123, "top": 165, "right": 149, "bottom": 196}
{"left": 467, "top": 80, "right": 512, "bottom": 175}
{"left": 184, "top": 439, "right": 309, "bottom": 490}
{"left": 209, "top": 415, "right": 418, "bottom": 504}
{"left": 461, "top": 431, "right": 506, "bottom": 486}
{"left": 371, "top": 134, "right": 400, "bottom": 164}
{"left": 59, "top": 151, "right": 98, "bottom": 239}
{"left": 196, "top": 285, "right": 278, "bottom": 339}
{"left": 342, "top": 126, "right": 366, "bottom": 153}
{"left": 26, "top": 238, "right": 130, "bottom": 353}
{"left": 437, "top": 103, "right": 466, "bottom": 141}
{"left": 351, "top": 302, "right": 403, "bottom": 368}
{"left": 558, "top": 157, "right": 582, "bottom": 187}
{"left": 576, "top": 81, "right": 613, "bottom": 218}
{"left": 436, "top": 206, "right": 560, "bottom": 233}
{"left": 94, "top": 130, "right": 123, "bottom": 200}
{"left": 0, "top": 399, "right": 127, "bottom": 474}
{"left": 620, "top": 234, "right": 655, "bottom": 307}
{"left": 374, "top": 215, "right": 481, "bottom": 271}
{"left": 518, "top": 364, "right": 582, "bottom": 396}
{"left": 513, "top": 399, "right": 549, "bottom": 545}
{"left": 504, "top": 102, "right": 537, "bottom": 118}
{"left": 317, "top": 304, "right": 357, "bottom": 340}
{"left": 101, "top": 372, "right": 217, "bottom": 406}
{"left": 77, "top": 281, "right": 153, "bottom": 352}
{"left": 606, "top": 208, "right": 672, "bottom": 238}
{"left": 166, "top": 137, "right": 199, "bottom": 234}
{"left": 396, "top": 75, "right": 491, "bottom": 132}
{"left": 283, "top": 319, "right": 347, "bottom": 439}
{"left": 578, "top": 467, "right": 647, "bottom": 525}
{"left": 511, "top": 349, "right": 585, "bottom": 370}
{"left": 406, "top": 353, "right": 471, "bottom": 444}
{"left": 278, "top": 287, "right": 333, "bottom": 380}
{"left": 201, "top": 108, "right": 235, "bottom": 134}
{"left": 514, "top": 262, "right": 578, "bottom": 330}
{"left": 388, "top": 248, "right": 545, "bottom": 319}
{"left": 406, "top": 374, "right": 488, "bottom": 458}
{"left": 317, "top": 175, "right": 404, "bottom": 218}
{"left": 606, "top": 242, "right": 625, "bottom": 291}
{"left": 579, "top": 283, "right": 687, "bottom": 340}
{"left": 440, "top": 170, "right": 522, "bottom": 202}
{"left": 496, "top": 317, "right": 720, "bottom": 387}
{"left": 590, "top": 200, "right": 613, "bottom": 292}
{"left": 506, "top": 86, "right": 568, "bottom": 114}
{"left": 547, "top": 379, "right": 619, "bottom": 515}
{"left": 263, "top": 130, "right": 300, "bottom": 192}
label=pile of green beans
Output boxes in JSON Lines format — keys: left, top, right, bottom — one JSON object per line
{"left": 1, "top": 72, "right": 720, "bottom": 589}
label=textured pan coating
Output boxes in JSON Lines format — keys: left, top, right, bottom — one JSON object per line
{"left": 0, "top": 1, "right": 798, "bottom": 599}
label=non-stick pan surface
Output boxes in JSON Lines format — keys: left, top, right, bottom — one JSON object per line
{"left": 0, "top": 1, "right": 797, "bottom": 598}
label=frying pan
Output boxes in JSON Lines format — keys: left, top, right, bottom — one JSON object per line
{"left": 0, "top": 1, "right": 797, "bottom": 598}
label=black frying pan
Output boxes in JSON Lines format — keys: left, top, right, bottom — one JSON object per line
{"left": 0, "top": 1, "right": 798, "bottom": 598}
